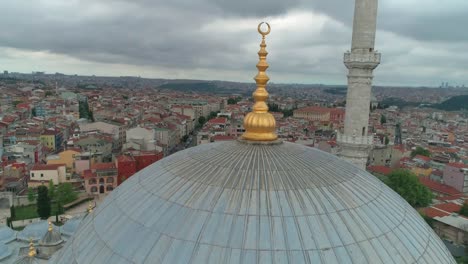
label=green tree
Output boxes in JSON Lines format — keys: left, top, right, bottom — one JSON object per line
{"left": 411, "top": 146, "right": 431, "bottom": 158}
{"left": 420, "top": 212, "right": 434, "bottom": 228}
{"left": 56, "top": 183, "right": 78, "bottom": 205}
{"left": 384, "top": 135, "right": 390, "bottom": 145}
{"left": 198, "top": 116, "right": 206, "bottom": 126}
{"left": 385, "top": 169, "right": 433, "bottom": 207}
{"left": 182, "top": 135, "right": 189, "bottom": 143}
{"left": 282, "top": 108, "right": 296, "bottom": 118}
{"left": 227, "top": 97, "right": 242, "bottom": 105}
{"left": 45, "top": 91, "right": 53, "bottom": 97}
{"left": 459, "top": 203, "right": 468, "bottom": 217}
{"left": 31, "top": 107, "right": 37, "bottom": 117}
{"left": 27, "top": 187, "right": 36, "bottom": 203}
{"left": 79, "top": 99, "right": 90, "bottom": 119}
{"left": 48, "top": 180, "right": 55, "bottom": 201}
{"left": 89, "top": 110, "right": 95, "bottom": 122}
{"left": 12, "top": 100, "right": 22, "bottom": 107}
{"left": 10, "top": 205, "right": 16, "bottom": 219}
{"left": 209, "top": 111, "right": 219, "bottom": 119}
{"left": 267, "top": 103, "right": 280, "bottom": 112}
{"left": 36, "top": 186, "right": 51, "bottom": 219}
{"left": 380, "top": 114, "right": 387, "bottom": 124}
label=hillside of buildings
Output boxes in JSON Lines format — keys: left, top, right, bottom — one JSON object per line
{"left": 432, "top": 95, "right": 468, "bottom": 111}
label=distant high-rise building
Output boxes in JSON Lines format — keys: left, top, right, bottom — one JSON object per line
{"left": 3, "top": 70, "right": 8, "bottom": 75}
{"left": 337, "top": 0, "right": 381, "bottom": 169}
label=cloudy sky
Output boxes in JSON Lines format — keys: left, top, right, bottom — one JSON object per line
{"left": 1, "top": 0, "right": 467, "bottom": 86}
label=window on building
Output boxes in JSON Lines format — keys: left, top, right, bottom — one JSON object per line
{"left": 41, "top": 174, "right": 44, "bottom": 177}
{"left": 106, "top": 177, "right": 114, "bottom": 183}
{"left": 31, "top": 173, "right": 35, "bottom": 178}
{"left": 91, "top": 186, "right": 97, "bottom": 193}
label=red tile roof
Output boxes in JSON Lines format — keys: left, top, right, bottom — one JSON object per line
{"left": 434, "top": 202, "right": 462, "bottom": 213}
{"left": 447, "top": 163, "right": 468, "bottom": 169}
{"left": 82, "top": 169, "right": 96, "bottom": 179}
{"left": 414, "top": 155, "right": 431, "bottom": 162}
{"left": 423, "top": 202, "right": 466, "bottom": 218}
{"left": 117, "top": 155, "right": 135, "bottom": 162}
{"left": 91, "top": 162, "right": 116, "bottom": 170}
{"left": 367, "top": 166, "right": 392, "bottom": 175}
{"left": 208, "top": 117, "right": 227, "bottom": 124}
{"left": 424, "top": 207, "right": 450, "bottom": 218}
{"left": 438, "top": 194, "right": 467, "bottom": 201}
{"left": 41, "top": 130, "right": 58, "bottom": 136}
{"left": 295, "top": 106, "right": 333, "bottom": 113}
{"left": 419, "top": 178, "right": 461, "bottom": 196}
{"left": 212, "top": 135, "right": 236, "bottom": 141}
{"left": 31, "top": 164, "right": 65, "bottom": 171}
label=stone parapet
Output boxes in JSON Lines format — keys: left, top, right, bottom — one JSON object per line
{"left": 337, "top": 133, "right": 373, "bottom": 146}
{"left": 344, "top": 52, "right": 381, "bottom": 70}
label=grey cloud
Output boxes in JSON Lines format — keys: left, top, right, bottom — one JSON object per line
{"left": 207, "top": 0, "right": 302, "bottom": 17}
{"left": 306, "top": 0, "right": 468, "bottom": 43}
{"left": 0, "top": 0, "right": 467, "bottom": 86}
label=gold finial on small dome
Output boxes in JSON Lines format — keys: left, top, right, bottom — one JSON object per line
{"left": 48, "top": 221, "right": 53, "bottom": 232}
{"left": 242, "top": 22, "right": 278, "bottom": 141}
{"left": 28, "top": 238, "right": 36, "bottom": 258}
{"left": 87, "top": 202, "right": 93, "bottom": 213}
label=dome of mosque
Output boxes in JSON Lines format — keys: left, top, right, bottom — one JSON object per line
{"left": 51, "top": 23, "right": 454, "bottom": 264}
{"left": 51, "top": 140, "right": 454, "bottom": 264}
{"left": 39, "top": 222, "right": 63, "bottom": 246}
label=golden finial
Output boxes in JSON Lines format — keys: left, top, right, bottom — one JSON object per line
{"left": 87, "top": 202, "right": 93, "bottom": 213}
{"left": 242, "top": 22, "right": 278, "bottom": 141}
{"left": 48, "top": 221, "right": 53, "bottom": 232}
{"left": 28, "top": 238, "right": 36, "bottom": 258}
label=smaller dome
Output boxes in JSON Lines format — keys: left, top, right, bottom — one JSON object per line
{"left": 17, "top": 221, "right": 49, "bottom": 242}
{"left": 0, "top": 242, "right": 12, "bottom": 261}
{"left": 0, "top": 226, "right": 16, "bottom": 243}
{"left": 14, "top": 240, "right": 38, "bottom": 264}
{"left": 61, "top": 216, "right": 85, "bottom": 237}
{"left": 39, "top": 222, "right": 63, "bottom": 246}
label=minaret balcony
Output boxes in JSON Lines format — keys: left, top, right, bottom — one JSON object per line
{"left": 337, "top": 132, "right": 373, "bottom": 146}
{"left": 344, "top": 52, "right": 381, "bottom": 69}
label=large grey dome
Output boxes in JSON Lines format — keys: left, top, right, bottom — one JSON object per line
{"left": 51, "top": 141, "right": 455, "bottom": 263}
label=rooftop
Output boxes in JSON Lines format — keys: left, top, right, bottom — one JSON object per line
{"left": 31, "top": 164, "right": 65, "bottom": 171}
{"left": 419, "top": 178, "right": 461, "bottom": 196}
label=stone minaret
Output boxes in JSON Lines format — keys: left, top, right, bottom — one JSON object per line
{"left": 337, "top": 0, "right": 381, "bottom": 169}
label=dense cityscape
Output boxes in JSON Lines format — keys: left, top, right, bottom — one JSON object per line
{"left": 0, "top": 70, "right": 467, "bottom": 262}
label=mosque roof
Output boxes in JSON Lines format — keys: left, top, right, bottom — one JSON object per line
{"left": 0, "top": 227, "right": 16, "bottom": 244}
{"left": 0, "top": 242, "right": 13, "bottom": 261}
{"left": 39, "top": 223, "right": 63, "bottom": 246}
{"left": 17, "top": 221, "right": 49, "bottom": 242}
{"left": 60, "top": 216, "right": 86, "bottom": 237}
{"left": 51, "top": 140, "right": 454, "bottom": 263}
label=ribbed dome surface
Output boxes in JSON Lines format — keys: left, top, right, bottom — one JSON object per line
{"left": 39, "top": 227, "right": 63, "bottom": 246}
{"left": 51, "top": 141, "right": 455, "bottom": 263}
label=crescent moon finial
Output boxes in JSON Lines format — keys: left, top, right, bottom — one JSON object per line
{"left": 257, "top": 22, "right": 271, "bottom": 37}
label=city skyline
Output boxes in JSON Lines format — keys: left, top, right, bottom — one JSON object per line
{"left": 1, "top": 0, "right": 468, "bottom": 87}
